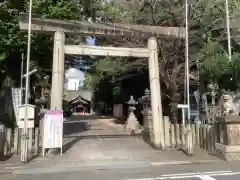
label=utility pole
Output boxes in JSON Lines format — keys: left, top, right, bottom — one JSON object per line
{"left": 225, "top": 0, "right": 232, "bottom": 61}
{"left": 185, "top": 0, "right": 190, "bottom": 121}
{"left": 20, "top": 0, "right": 33, "bottom": 163}
{"left": 20, "top": 53, "right": 24, "bottom": 105}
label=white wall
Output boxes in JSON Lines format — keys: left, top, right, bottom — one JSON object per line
{"left": 67, "top": 79, "right": 82, "bottom": 90}
{"left": 65, "top": 68, "right": 85, "bottom": 90}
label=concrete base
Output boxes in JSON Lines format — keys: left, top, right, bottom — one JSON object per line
{"left": 215, "top": 143, "right": 240, "bottom": 161}
{"left": 152, "top": 143, "right": 164, "bottom": 150}
{"left": 181, "top": 130, "right": 195, "bottom": 156}
{"left": 142, "top": 129, "right": 153, "bottom": 142}
{"left": 141, "top": 130, "right": 164, "bottom": 150}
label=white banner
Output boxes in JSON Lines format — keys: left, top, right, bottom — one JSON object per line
{"left": 11, "top": 88, "right": 22, "bottom": 126}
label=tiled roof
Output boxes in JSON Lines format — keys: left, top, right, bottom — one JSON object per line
{"left": 64, "top": 89, "right": 92, "bottom": 102}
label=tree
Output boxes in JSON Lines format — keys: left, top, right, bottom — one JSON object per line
{"left": 2, "top": 0, "right": 240, "bottom": 121}
{"left": 0, "top": 0, "right": 99, "bottom": 86}
{"left": 83, "top": 0, "right": 240, "bottom": 122}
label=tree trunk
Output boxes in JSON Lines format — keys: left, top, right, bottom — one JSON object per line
{"left": 170, "top": 100, "right": 178, "bottom": 124}
{"left": 169, "top": 85, "right": 179, "bottom": 124}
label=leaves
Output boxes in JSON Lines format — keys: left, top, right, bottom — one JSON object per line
{"left": 0, "top": 1, "right": 25, "bottom": 54}
{"left": 81, "top": 0, "right": 240, "bottom": 106}
{"left": 200, "top": 52, "right": 230, "bottom": 80}
{"left": 33, "top": 0, "right": 84, "bottom": 20}
{"left": 0, "top": 0, "right": 101, "bottom": 87}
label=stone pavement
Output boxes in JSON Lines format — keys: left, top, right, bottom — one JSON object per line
{"left": 0, "top": 115, "right": 221, "bottom": 174}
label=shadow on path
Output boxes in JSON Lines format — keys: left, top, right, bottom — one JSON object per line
{"left": 64, "top": 115, "right": 113, "bottom": 122}
{"left": 63, "top": 121, "right": 89, "bottom": 136}
{"left": 62, "top": 115, "right": 89, "bottom": 153}
{"left": 64, "top": 134, "right": 138, "bottom": 139}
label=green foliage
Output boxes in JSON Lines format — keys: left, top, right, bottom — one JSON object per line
{"left": 112, "top": 85, "right": 120, "bottom": 96}
{"left": 191, "top": 0, "right": 240, "bottom": 92}
{"left": 199, "top": 40, "right": 230, "bottom": 82}
{"left": 33, "top": 0, "right": 83, "bottom": 19}
{"left": 0, "top": 0, "right": 100, "bottom": 87}
{"left": 81, "top": 0, "right": 240, "bottom": 115}
{"left": 200, "top": 53, "right": 229, "bottom": 80}
{"left": 199, "top": 50, "right": 240, "bottom": 91}
{"left": 83, "top": 72, "right": 101, "bottom": 90}
{"left": 2, "top": 0, "right": 240, "bottom": 110}
{"left": 0, "top": 1, "right": 25, "bottom": 62}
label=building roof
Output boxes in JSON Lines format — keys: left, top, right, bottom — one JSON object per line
{"left": 64, "top": 89, "right": 92, "bottom": 102}
{"left": 72, "top": 96, "right": 88, "bottom": 105}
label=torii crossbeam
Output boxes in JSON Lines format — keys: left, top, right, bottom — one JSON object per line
{"left": 18, "top": 17, "right": 185, "bottom": 39}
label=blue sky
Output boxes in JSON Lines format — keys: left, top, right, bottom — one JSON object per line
{"left": 86, "top": 36, "right": 96, "bottom": 45}
{"left": 73, "top": 36, "right": 96, "bottom": 81}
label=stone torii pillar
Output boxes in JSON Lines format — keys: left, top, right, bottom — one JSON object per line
{"left": 148, "top": 37, "right": 165, "bottom": 150}
{"left": 50, "top": 30, "right": 65, "bottom": 110}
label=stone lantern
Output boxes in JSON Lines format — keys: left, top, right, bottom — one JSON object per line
{"left": 142, "top": 89, "right": 151, "bottom": 109}
{"left": 138, "top": 89, "right": 153, "bottom": 140}
{"left": 125, "top": 95, "right": 141, "bottom": 135}
{"left": 126, "top": 95, "right": 138, "bottom": 114}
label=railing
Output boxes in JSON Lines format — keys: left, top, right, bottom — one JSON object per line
{"left": 0, "top": 126, "right": 40, "bottom": 160}
{"left": 142, "top": 114, "right": 216, "bottom": 155}
{"left": 163, "top": 118, "right": 216, "bottom": 153}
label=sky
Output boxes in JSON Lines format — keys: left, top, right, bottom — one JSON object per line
{"left": 66, "top": 36, "right": 96, "bottom": 82}
{"left": 86, "top": 36, "right": 96, "bottom": 45}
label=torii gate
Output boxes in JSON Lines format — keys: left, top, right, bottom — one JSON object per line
{"left": 19, "top": 17, "right": 185, "bottom": 149}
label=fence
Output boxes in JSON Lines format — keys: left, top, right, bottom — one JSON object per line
{"left": 0, "top": 126, "right": 40, "bottom": 160}
{"left": 142, "top": 115, "right": 216, "bottom": 155}
{"left": 163, "top": 116, "right": 216, "bottom": 154}
{"left": 139, "top": 90, "right": 216, "bottom": 154}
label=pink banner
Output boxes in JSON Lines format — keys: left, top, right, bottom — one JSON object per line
{"left": 47, "top": 110, "right": 63, "bottom": 115}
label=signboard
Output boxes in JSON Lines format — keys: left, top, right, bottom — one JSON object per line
{"left": 11, "top": 88, "right": 22, "bottom": 126}
{"left": 43, "top": 110, "right": 63, "bottom": 156}
{"left": 18, "top": 104, "right": 35, "bottom": 128}
{"left": 177, "top": 104, "right": 188, "bottom": 124}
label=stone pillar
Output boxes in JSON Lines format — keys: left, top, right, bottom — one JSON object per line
{"left": 50, "top": 31, "right": 65, "bottom": 110}
{"left": 148, "top": 37, "right": 165, "bottom": 149}
{"left": 143, "top": 108, "right": 153, "bottom": 141}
